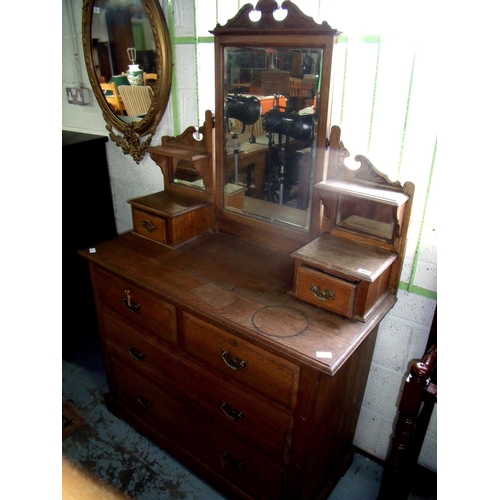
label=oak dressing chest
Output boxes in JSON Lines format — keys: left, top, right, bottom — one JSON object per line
{"left": 79, "top": 2, "right": 414, "bottom": 499}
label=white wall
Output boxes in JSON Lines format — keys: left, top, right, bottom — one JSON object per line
{"left": 62, "top": 0, "right": 171, "bottom": 233}
{"left": 62, "top": 0, "right": 436, "bottom": 472}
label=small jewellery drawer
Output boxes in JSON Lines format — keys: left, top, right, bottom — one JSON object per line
{"left": 182, "top": 312, "right": 300, "bottom": 410}
{"left": 129, "top": 191, "right": 213, "bottom": 248}
{"left": 132, "top": 208, "right": 168, "bottom": 245}
{"left": 294, "top": 265, "right": 357, "bottom": 318}
{"left": 94, "top": 268, "right": 177, "bottom": 344}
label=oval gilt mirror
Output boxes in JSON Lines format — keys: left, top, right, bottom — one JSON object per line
{"left": 82, "top": 0, "right": 173, "bottom": 163}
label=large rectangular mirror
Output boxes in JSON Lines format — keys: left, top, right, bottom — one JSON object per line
{"left": 223, "top": 46, "right": 322, "bottom": 229}
{"left": 212, "top": 1, "right": 339, "bottom": 251}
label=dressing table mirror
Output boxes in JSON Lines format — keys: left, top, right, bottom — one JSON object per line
{"left": 82, "top": 0, "right": 173, "bottom": 163}
{"left": 212, "top": 0, "right": 339, "bottom": 252}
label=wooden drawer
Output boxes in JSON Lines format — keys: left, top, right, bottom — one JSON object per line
{"left": 111, "top": 358, "right": 186, "bottom": 435}
{"left": 182, "top": 312, "right": 299, "bottom": 410}
{"left": 291, "top": 233, "right": 398, "bottom": 321}
{"left": 294, "top": 265, "right": 357, "bottom": 318}
{"left": 104, "top": 311, "right": 292, "bottom": 461}
{"left": 112, "top": 359, "right": 286, "bottom": 500}
{"left": 188, "top": 410, "right": 286, "bottom": 500}
{"left": 132, "top": 208, "right": 168, "bottom": 245}
{"left": 94, "top": 267, "right": 177, "bottom": 344}
{"left": 181, "top": 364, "right": 293, "bottom": 462}
{"left": 103, "top": 310, "right": 180, "bottom": 380}
{"left": 129, "top": 191, "right": 213, "bottom": 248}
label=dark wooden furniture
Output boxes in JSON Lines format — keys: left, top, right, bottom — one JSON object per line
{"left": 63, "top": 131, "right": 116, "bottom": 360}
{"left": 78, "top": 2, "right": 415, "bottom": 499}
{"left": 213, "top": 1, "right": 340, "bottom": 252}
{"left": 78, "top": 127, "right": 412, "bottom": 499}
{"left": 80, "top": 231, "right": 394, "bottom": 500}
{"left": 378, "top": 344, "right": 437, "bottom": 500}
{"left": 291, "top": 126, "right": 414, "bottom": 322}
{"left": 130, "top": 110, "right": 216, "bottom": 248}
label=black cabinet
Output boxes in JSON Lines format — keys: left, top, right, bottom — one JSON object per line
{"left": 63, "top": 131, "right": 117, "bottom": 359}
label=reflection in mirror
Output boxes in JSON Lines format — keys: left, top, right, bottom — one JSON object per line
{"left": 91, "top": 0, "right": 157, "bottom": 122}
{"left": 82, "top": 0, "right": 172, "bottom": 163}
{"left": 223, "top": 46, "right": 322, "bottom": 229}
{"left": 336, "top": 195, "right": 395, "bottom": 240}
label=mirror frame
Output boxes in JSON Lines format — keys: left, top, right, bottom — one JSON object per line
{"left": 82, "top": 0, "right": 173, "bottom": 163}
{"left": 211, "top": 0, "right": 339, "bottom": 253}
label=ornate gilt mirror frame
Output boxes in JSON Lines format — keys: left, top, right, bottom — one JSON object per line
{"left": 82, "top": 0, "right": 173, "bottom": 163}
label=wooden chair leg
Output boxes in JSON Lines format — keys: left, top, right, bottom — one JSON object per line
{"left": 378, "top": 344, "right": 437, "bottom": 500}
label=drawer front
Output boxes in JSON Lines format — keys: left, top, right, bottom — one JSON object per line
{"left": 182, "top": 365, "right": 293, "bottom": 462}
{"left": 132, "top": 208, "right": 168, "bottom": 244}
{"left": 112, "top": 358, "right": 286, "bottom": 500}
{"left": 111, "top": 357, "right": 185, "bottom": 434}
{"left": 103, "top": 310, "right": 180, "bottom": 381}
{"left": 189, "top": 410, "right": 286, "bottom": 500}
{"left": 295, "top": 265, "right": 357, "bottom": 317}
{"left": 183, "top": 312, "right": 299, "bottom": 410}
{"left": 104, "top": 311, "right": 292, "bottom": 461}
{"left": 94, "top": 267, "right": 177, "bottom": 344}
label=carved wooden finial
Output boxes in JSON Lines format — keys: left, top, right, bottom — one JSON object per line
{"left": 254, "top": 0, "right": 279, "bottom": 27}
{"left": 255, "top": 0, "right": 279, "bottom": 15}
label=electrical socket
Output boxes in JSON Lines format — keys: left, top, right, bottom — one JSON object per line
{"left": 66, "top": 87, "right": 91, "bottom": 105}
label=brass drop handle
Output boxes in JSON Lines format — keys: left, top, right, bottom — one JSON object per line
{"left": 127, "top": 345, "right": 145, "bottom": 361}
{"left": 136, "top": 394, "right": 152, "bottom": 408}
{"left": 122, "top": 289, "right": 141, "bottom": 313}
{"left": 310, "top": 284, "right": 335, "bottom": 301}
{"left": 220, "top": 451, "right": 243, "bottom": 470}
{"left": 220, "top": 400, "right": 245, "bottom": 421}
{"left": 221, "top": 348, "right": 247, "bottom": 371}
{"left": 140, "top": 219, "right": 156, "bottom": 233}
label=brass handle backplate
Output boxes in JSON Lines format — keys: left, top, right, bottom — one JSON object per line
{"left": 221, "top": 348, "right": 247, "bottom": 371}
{"left": 140, "top": 219, "right": 157, "bottom": 233}
{"left": 310, "top": 284, "right": 335, "bottom": 301}
{"left": 220, "top": 400, "right": 245, "bottom": 421}
{"left": 122, "top": 289, "right": 141, "bottom": 313}
{"left": 136, "top": 394, "right": 152, "bottom": 408}
{"left": 220, "top": 451, "right": 243, "bottom": 470}
{"left": 127, "top": 345, "right": 145, "bottom": 361}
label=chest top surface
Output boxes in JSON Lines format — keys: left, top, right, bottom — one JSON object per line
{"left": 80, "top": 231, "right": 394, "bottom": 376}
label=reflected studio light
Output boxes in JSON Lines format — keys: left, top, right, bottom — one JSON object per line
{"left": 263, "top": 107, "right": 314, "bottom": 142}
{"left": 225, "top": 95, "right": 262, "bottom": 125}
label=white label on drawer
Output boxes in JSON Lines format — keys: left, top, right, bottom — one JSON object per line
{"left": 357, "top": 268, "right": 372, "bottom": 275}
{"left": 89, "top": 247, "right": 96, "bottom": 253}
{"left": 316, "top": 351, "right": 333, "bottom": 358}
